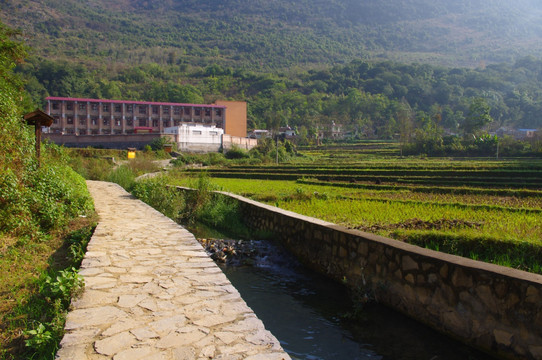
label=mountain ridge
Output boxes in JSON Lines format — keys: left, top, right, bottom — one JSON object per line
{"left": 2, "top": 0, "right": 542, "bottom": 70}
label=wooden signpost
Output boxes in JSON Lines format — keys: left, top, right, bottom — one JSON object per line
{"left": 23, "top": 109, "right": 54, "bottom": 167}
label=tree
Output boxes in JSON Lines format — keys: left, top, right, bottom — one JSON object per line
{"left": 461, "top": 97, "right": 493, "bottom": 136}
{"left": 0, "top": 21, "right": 33, "bottom": 176}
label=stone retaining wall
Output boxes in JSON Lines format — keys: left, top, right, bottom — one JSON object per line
{"left": 214, "top": 191, "right": 542, "bottom": 360}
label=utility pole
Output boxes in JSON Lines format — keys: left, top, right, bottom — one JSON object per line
{"left": 276, "top": 135, "right": 279, "bottom": 164}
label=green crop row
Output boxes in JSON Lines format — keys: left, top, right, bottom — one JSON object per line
{"left": 296, "top": 178, "right": 542, "bottom": 199}
{"left": 273, "top": 197, "right": 541, "bottom": 246}
{"left": 185, "top": 169, "right": 542, "bottom": 189}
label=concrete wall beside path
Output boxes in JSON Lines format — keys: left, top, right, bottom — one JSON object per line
{"left": 208, "top": 190, "right": 542, "bottom": 360}
{"left": 56, "top": 181, "right": 290, "bottom": 360}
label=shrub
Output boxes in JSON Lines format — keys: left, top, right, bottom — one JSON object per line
{"left": 131, "top": 177, "right": 186, "bottom": 221}
{"left": 196, "top": 193, "right": 250, "bottom": 237}
{"left": 225, "top": 145, "right": 250, "bottom": 159}
{"left": 0, "top": 164, "right": 93, "bottom": 236}
{"left": 149, "top": 136, "right": 169, "bottom": 151}
{"left": 69, "top": 156, "right": 114, "bottom": 180}
{"left": 106, "top": 165, "right": 136, "bottom": 190}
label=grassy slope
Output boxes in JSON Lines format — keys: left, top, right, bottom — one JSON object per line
{"left": 0, "top": 217, "right": 96, "bottom": 358}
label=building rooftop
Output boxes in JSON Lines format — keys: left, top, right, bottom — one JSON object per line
{"left": 46, "top": 97, "right": 226, "bottom": 109}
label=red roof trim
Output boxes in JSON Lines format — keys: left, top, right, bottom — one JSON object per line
{"left": 45, "top": 97, "right": 226, "bottom": 109}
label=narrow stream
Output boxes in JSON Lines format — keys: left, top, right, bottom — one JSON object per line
{"left": 189, "top": 225, "right": 494, "bottom": 360}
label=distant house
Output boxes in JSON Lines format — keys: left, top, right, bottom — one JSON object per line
{"left": 496, "top": 127, "right": 538, "bottom": 140}
{"left": 517, "top": 129, "right": 538, "bottom": 139}
{"left": 248, "top": 129, "right": 270, "bottom": 139}
{"left": 164, "top": 124, "right": 224, "bottom": 153}
{"left": 318, "top": 121, "right": 344, "bottom": 140}
{"left": 164, "top": 124, "right": 257, "bottom": 152}
{"left": 279, "top": 126, "right": 296, "bottom": 139}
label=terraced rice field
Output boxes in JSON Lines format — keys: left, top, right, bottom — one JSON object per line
{"left": 170, "top": 150, "right": 542, "bottom": 274}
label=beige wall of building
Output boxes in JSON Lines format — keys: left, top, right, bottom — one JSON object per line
{"left": 215, "top": 100, "right": 247, "bottom": 138}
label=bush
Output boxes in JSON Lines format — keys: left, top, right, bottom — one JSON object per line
{"left": 196, "top": 193, "right": 250, "bottom": 237}
{"left": 225, "top": 145, "right": 250, "bottom": 159}
{"left": 131, "top": 177, "right": 186, "bottom": 221}
{"left": 0, "top": 164, "right": 93, "bottom": 236}
{"left": 106, "top": 165, "right": 136, "bottom": 190}
{"left": 70, "top": 156, "right": 114, "bottom": 180}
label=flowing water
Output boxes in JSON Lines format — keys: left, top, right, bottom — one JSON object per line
{"left": 189, "top": 225, "right": 494, "bottom": 360}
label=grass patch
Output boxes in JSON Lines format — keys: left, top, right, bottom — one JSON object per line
{"left": 0, "top": 216, "right": 96, "bottom": 359}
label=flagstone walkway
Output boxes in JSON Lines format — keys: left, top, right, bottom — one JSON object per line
{"left": 55, "top": 181, "right": 290, "bottom": 360}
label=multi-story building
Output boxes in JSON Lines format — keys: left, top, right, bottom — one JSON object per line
{"left": 45, "top": 97, "right": 247, "bottom": 138}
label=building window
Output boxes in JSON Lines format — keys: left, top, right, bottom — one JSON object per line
{"left": 114, "top": 129, "right": 123, "bottom": 134}
{"left": 192, "top": 130, "right": 202, "bottom": 135}
{"left": 215, "top": 109, "right": 222, "bottom": 116}
{"left": 127, "top": 104, "right": 133, "bottom": 112}
{"left": 66, "top": 103, "right": 73, "bottom": 111}
{"left": 114, "top": 104, "right": 122, "bottom": 113}
{"left": 210, "top": 131, "right": 218, "bottom": 135}
{"left": 103, "top": 104, "right": 109, "bottom": 112}
{"left": 103, "top": 117, "right": 110, "bottom": 125}
{"left": 152, "top": 119, "right": 158, "bottom": 127}
{"left": 79, "top": 117, "right": 86, "bottom": 125}
{"left": 102, "top": 129, "right": 110, "bottom": 135}
{"left": 91, "top": 129, "right": 99, "bottom": 135}
{"left": 91, "top": 103, "right": 98, "bottom": 111}
{"left": 115, "top": 118, "right": 121, "bottom": 126}
{"left": 67, "top": 117, "right": 74, "bottom": 124}
{"left": 174, "top": 120, "right": 180, "bottom": 126}
{"left": 53, "top": 116, "right": 59, "bottom": 124}
{"left": 79, "top": 129, "right": 86, "bottom": 135}
{"left": 127, "top": 119, "right": 133, "bottom": 126}
{"left": 138, "top": 118, "right": 147, "bottom": 127}
{"left": 91, "top": 117, "right": 98, "bottom": 125}
{"left": 66, "top": 128, "right": 75, "bottom": 134}
{"left": 163, "top": 120, "right": 170, "bottom": 127}
{"left": 195, "top": 108, "right": 201, "bottom": 116}
{"left": 152, "top": 106, "right": 159, "bottom": 114}
{"left": 184, "top": 107, "right": 191, "bottom": 115}
{"left": 173, "top": 107, "right": 181, "bottom": 115}
{"left": 52, "top": 102, "right": 59, "bottom": 110}
{"left": 163, "top": 107, "right": 170, "bottom": 115}
{"left": 205, "top": 108, "right": 211, "bottom": 117}
{"left": 139, "top": 105, "right": 147, "bottom": 114}
{"left": 79, "top": 103, "right": 86, "bottom": 111}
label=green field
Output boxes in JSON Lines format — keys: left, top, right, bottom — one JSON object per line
{"left": 169, "top": 150, "right": 542, "bottom": 274}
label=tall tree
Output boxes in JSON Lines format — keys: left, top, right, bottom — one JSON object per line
{"left": 462, "top": 97, "right": 493, "bottom": 136}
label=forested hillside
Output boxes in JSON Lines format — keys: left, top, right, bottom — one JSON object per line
{"left": 2, "top": 0, "right": 542, "bottom": 69}
{"left": 2, "top": 0, "right": 542, "bottom": 144}
{"left": 16, "top": 54, "right": 542, "bottom": 138}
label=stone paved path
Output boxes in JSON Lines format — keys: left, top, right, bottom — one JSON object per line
{"left": 56, "top": 181, "right": 290, "bottom": 360}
